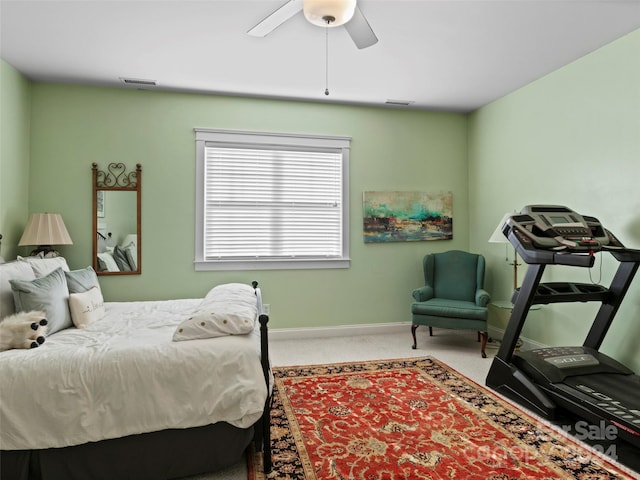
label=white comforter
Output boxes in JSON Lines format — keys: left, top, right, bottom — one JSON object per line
{"left": 0, "top": 299, "right": 268, "bottom": 450}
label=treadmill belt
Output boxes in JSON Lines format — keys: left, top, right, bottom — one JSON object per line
{"left": 563, "top": 374, "right": 640, "bottom": 428}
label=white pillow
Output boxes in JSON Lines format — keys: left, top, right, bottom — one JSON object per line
{"left": 17, "top": 255, "right": 70, "bottom": 278}
{"left": 173, "top": 283, "right": 257, "bottom": 341}
{"left": 121, "top": 234, "right": 137, "bottom": 249}
{"left": 97, "top": 252, "right": 120, "bottom": 272}
{"left": 0, "top": 261, "right": 36, "bottom": 319}
{"left": 68, "top": 286, "right": 105, "bottom": 328}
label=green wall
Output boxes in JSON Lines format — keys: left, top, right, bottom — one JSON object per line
{"left": 0, "top": 60, "right": 31, "bottom": 261}
{"left": 3, "top": 28, "right": 639, "bottom": 372}
{"left": 25, "top": 84, "right": 469, "bottom": 329}
{"left": 468, "top": 29, "right": 640, "bottom": 372}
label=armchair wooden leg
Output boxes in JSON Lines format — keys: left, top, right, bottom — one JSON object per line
{"left": 429, "top": 326, "right": 433, "bottom": 336}
{"left": 411, "top": 325, "right": 418, "bottom": 349}
{"left": 479, "top": 331, "right": 488, "bottom": 358}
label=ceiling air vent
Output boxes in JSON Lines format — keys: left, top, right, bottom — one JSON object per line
{"left": 119, "top": 77, "right": 158, "bottom": 87}
{"left": 385, "top": 99, "right": 415, "bottom": 106}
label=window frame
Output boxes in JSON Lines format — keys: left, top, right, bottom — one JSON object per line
{"left": 194, "top": 128, "right": 351, "bottom": 271}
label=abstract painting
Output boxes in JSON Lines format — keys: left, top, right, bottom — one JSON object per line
{"left": 363, "top": 191, "right": 453, "bottom": 243}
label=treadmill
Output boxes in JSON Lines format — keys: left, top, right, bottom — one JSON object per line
{"left": 485, "top": 205, "right": 640, "bottom": 448}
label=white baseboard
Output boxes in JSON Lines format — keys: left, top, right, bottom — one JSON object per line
{"left": 270, "top": 323, "right": 548, "bottom": 351}
{"left": 270, "top": 322, "right": 411, "bottom": 341}
{"left": 270, "top": 323, "right": 548, "bottom": 350}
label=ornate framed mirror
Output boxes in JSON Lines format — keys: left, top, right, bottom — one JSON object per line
{"left": 92, "top": 163, "right": 141, "bottom": 275}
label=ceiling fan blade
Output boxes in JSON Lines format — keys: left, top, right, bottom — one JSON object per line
{"left": 247, "top": 0, "right": 303, "bottom": 37}
{"left": 344, "top": 5, "right": 378, "bottom": 49}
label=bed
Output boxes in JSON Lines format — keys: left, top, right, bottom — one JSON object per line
{"left": 0, "top": 257, "right": 272, "bottom": 480}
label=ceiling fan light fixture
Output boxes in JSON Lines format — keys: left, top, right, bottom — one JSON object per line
{"left": 303, "top": 0, "right": 356, "bottom": 27}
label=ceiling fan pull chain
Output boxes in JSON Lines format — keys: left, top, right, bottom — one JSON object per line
{"left": 325, "top": 22, "right": 330, "bottom": 96}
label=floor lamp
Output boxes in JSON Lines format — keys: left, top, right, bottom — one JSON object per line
{"left": 488, "top": 213, "right": 520, "bottom": 291}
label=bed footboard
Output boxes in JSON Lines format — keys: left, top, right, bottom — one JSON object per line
{"left": 252, "top": 281, "right": 272, "bottom": 474}
{"left": 259, "top": 313, "right": 272, "bottom": 473}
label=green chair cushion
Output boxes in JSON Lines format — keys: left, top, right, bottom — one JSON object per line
{"left": 411, "top": 298, "right": 488, "bottom": 321}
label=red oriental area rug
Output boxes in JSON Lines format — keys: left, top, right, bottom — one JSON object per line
{"left": 249, "top": 357, "right": 637, "bottom": 479}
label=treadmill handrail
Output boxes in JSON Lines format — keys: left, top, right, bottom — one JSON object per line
{"left": 507, "top": 226, "right": 596, "bottom": 267}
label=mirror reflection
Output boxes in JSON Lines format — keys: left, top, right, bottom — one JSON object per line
{"left": 96, "top": 191, "right": 138, "bottom": 272}
{"left": 92, "top": 163, "right": 141, "bottom": 275}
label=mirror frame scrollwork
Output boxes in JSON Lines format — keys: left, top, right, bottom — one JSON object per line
{"left": 92, "top": 163, "right": 142, "bottom": 275}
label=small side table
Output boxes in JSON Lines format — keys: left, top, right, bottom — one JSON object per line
{"left": 491, "top": 300, "right": 541, "bottom": 311}
{"left": 489, "top": 301, "right": 541, "bottom": 349}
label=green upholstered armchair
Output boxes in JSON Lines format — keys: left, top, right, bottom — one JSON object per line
{"left": 411, "top": 250, "right": 491, "bottom": 357}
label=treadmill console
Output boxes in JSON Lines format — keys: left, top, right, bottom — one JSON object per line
{"left": 498, "top": 205, "right": 635, "bottom": 266}
{"left": 508, "top": 205, "right": 610, "bottom": 251}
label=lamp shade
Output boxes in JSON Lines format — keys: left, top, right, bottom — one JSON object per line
{"left": 19, "top": 213, "right": 73, "bottom": 247}
{"left": 488, "top": 213, "right": 512, "bottom": 243}
{"left": 303, "top": 0, "right": 356, "bottom": 27}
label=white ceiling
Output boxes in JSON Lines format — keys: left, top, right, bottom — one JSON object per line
{"left": 2, "top": 0, "right": 640, "bottom": 112}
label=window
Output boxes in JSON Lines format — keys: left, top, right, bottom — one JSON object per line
{"left": 195, "top": 129, "right": 350, "bottom": 270}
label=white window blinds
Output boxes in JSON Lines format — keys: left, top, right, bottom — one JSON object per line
{"left": 195, "top": 129, "right": 350, "bottom": 270}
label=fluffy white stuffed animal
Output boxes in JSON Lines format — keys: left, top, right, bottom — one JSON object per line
{"left": 0, "top": 311, "right": 48, "bottom": 352}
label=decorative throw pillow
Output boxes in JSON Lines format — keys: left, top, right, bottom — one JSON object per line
{"left": 65, "top": 266, "right": 100, "bottom": 294}
{"left": 173, "top": 283, "right": 257, "bottom": 341}
{"left": 124, "top": 244, "right": 137, "bottom": 271}
{"left": 112, "top": 246, "right": 132, "bottom": 271}
{"left": 68, "top": 286, "right": 105, "bottom": 328}
{"left": 9, "top": 267, "right": 72, "bottom": 335}
{"left": 17, "top": 255, "right": 70, "bottom": 278}
{"left": 0, "top": 261, "right": 36, "bottom": 319}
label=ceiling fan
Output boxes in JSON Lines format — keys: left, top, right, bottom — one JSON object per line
{"left": 247, "top": 0, "right": 378, "bottom": 49}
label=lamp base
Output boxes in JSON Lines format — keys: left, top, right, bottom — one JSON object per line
{"left": 29, "top": 246, "right": 60, "bottom": 258}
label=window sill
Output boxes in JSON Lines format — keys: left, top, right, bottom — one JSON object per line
{"left": 194, "top": 258, "right": 351, "bottom": 271}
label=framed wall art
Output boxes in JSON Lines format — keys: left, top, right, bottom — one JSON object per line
{"left": 96, "top": 190, "right": 105, "bottom": 218}
{"left": 362, "top": 191, "right": 453, "bottom": 243}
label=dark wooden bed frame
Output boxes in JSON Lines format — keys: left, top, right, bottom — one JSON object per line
{"left": 1, "top": 288, "right": 272, "bottom": 480}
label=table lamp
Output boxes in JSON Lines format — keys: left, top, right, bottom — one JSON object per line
{"left": 18, "top": 213, "right": 73, "bottom": 257}
{"left": 488, "top": 212, "right": 520, "bottom": 291}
